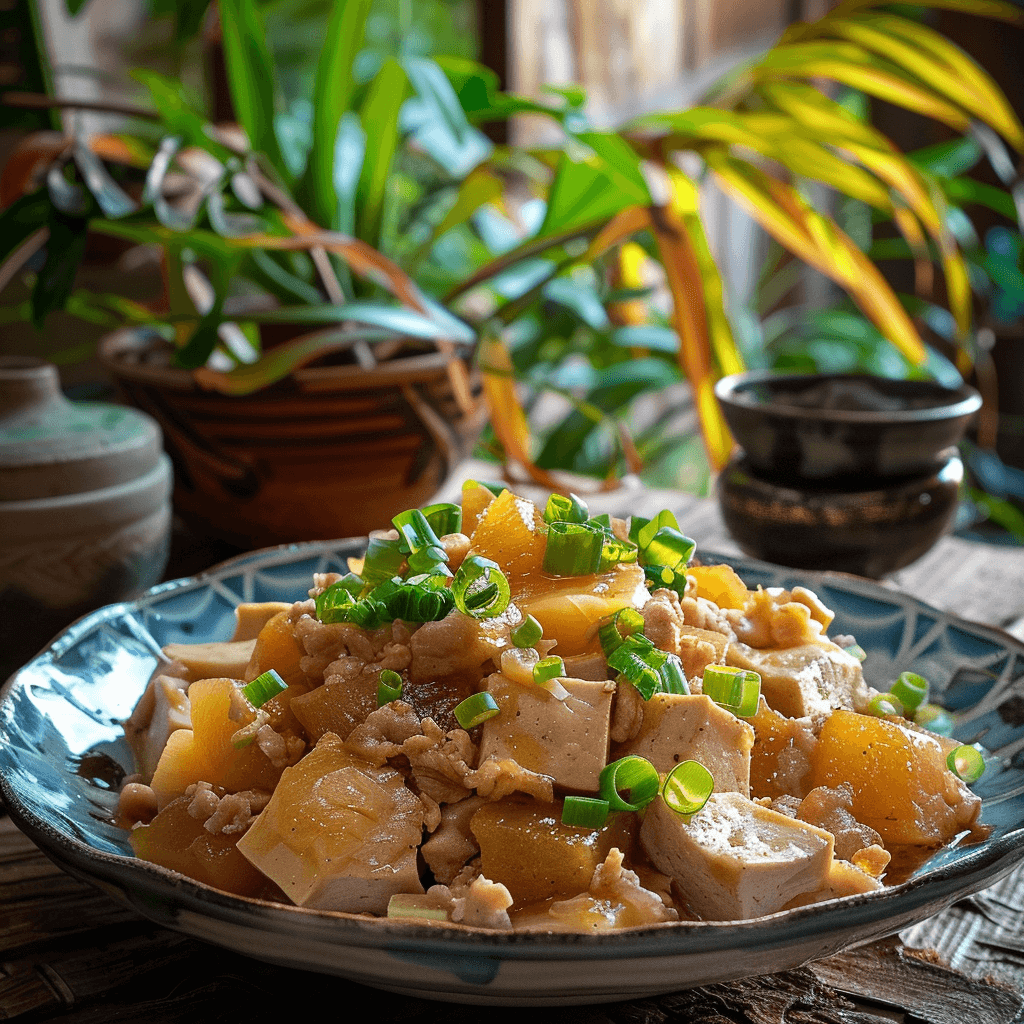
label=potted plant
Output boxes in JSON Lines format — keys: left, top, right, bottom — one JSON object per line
{"left": 2, "top": 0, "right": 1022, "bottom": 546}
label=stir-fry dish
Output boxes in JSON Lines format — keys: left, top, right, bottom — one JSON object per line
{"left": 118, "top": 483, "right": 986, "bottom": 931}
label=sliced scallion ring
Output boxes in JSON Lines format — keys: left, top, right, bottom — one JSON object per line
{"left": 598, "top": 607, "right": 645, "bottom": 657}
{"left": 454, "top": 691, "right": 500, "bottom": 729}
{"left": 607, "top": 634, "right": 661, "bottom": 700}
{"left": 533, "top": 655, "right": 565, "bottom": 686}
{"left": 598, "top": 755, "right": 660, "bottom": 813}
{"left": 242, "top": 669, "right": 287, "bottom": 708}
{"left": 891, "top": 671, "right": 929, "bottom": 713}
{"left": 701, "top": 666, "right": 760, "bottom": 717}
{"left": 377, "top": 669, "right": 403, "bottom": 706}
{"left": 662, "top": 760, "right": 714, "bottom": 817}
{"left": 544, "top": 492, "right": 590, "bottom": 525}
{"left": 915, "top": 703, "right": 955, "bottom": 736}
{"left": 542, "top": 520, "right": 605, "bottom": 576}
{"left": 451, "top": 556, "right": 511, "bottom": 620}
{"left": 843, "top": 643, "right": 867, "bottom": 662}
{"left": 421, "top": 501, "right": 462, "bottom": 538}
{"left": 947, "top": 744, "right": 985, "bottom": 783}
{"left": 867, "top": 692, "right": 904, "bottom": 719}
{"left": 510, "top": 614, "right": 543, "bottom": 649}
{"left": 561, "top": 796, "right": 610, "bottom": 829}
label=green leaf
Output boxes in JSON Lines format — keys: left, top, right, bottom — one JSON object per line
{"left": 73, "top": 144, "right": 136, "bottom": 219}
{"left": 244, "top": 301, "right": 466, "bottom": 340}
{"left": 131, "top": 69, "right": 228, "bottom": 157}
{"left": 302, "top": 0, "right": 372, "bottom": 228}
{"left": 943, "top": 177, "right": 1019, "bottom": 220}
{"left": 355, "top": 58, "right": 409, "bottom": 248}
{"left": 0, "top": 193, "right": 51, "bottom": 265}
{"left": 539, "top": 152, "right": 635, "bottom": 237}
{"left": 542, "top": 276, "right": 609, "bottom": 329}
{"left": 218, "top": 0, "right": 286, "bottom": 177}
{"left": 573, "top": 131, "right": 651, "bottom": 205}
{"left": 30, "top": 213, "right": 88, "bottom": 328}
{"left": 610, "top": 325, "right": 679, "bottom": 352}
{"left": 908, "top": 137, "right": 983, "bottom": 178}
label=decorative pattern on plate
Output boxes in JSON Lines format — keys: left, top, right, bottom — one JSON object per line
{"left": 1, "top": 543, "right": 1023, "bottom": 1006}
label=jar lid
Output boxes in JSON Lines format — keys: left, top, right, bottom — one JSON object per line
{"left": 0, "top": 357, "right": 163, "bottom": 500}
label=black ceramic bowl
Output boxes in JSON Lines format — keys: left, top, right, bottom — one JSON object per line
{"left": 714, "top": 371, "right": 982, "bottom": 484}
{"left": 717, "top": 449, "right": 963, "bottom": 578}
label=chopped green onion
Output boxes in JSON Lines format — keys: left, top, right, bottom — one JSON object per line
{"left": 454, "top": 691, "right": 500, "bottom": 729}
{"left": 867, "top": 692, "right": 904, "bottom": 718}
{"left": 630, "top": 510, "right": 680, "bottom": 550}
{"left": 377, "top": 669, "right": 403, "bottom": 706}
{"left": 598, "top": 607, "right": 645, "bottom": 657}
{"left": 561, "top": 796, "right": 610, "bottom": 829}
{"left": 242, "top": 669, "right": 288, "bottom": 709}
{"left": 608, "top": 634, "right": 661, "bottom": 699}
{"left": 641, "top": 527, "right": 696, "bottom": 573}
{"left": 915, "top": 703, "right": 955, "bottom": 737}
{"left": 891, "top": 671, "right": 929, "bottom": 713}
{"left": 421, "top": 502, "right": 462, "bottom": 538}
{"left": 315, "top": 573, "right": 365, "bottom": 623}
{"left": 533, "top": 655, "right": 565, "bottom": 685}
{"left": 544, "top": 492, "right": 590, "bottom": 525}
{"left": 599, "top": 533, "right": 639, "bottom": 570}
{"left": 387, "top": 894, "right": 450, "bottom": 921}
{"left": 542, "top": 520, "right": 605, "bottom": 576}
{"left": 662, "top": 760, "right": 714, "bottom": 817}
{"left": 701, "top": 666, "right": 760, "bottom": 717}
{"left": 511, "top": 614, "right": 543, "bottom": 649}
{"left": 598, "top": 755, "right": 660, "bottom": 812}
{"left": 361, "top": 534, "right": 407, "bottom": 585}
{"left": 451, "top": 555, "right": 511, "bottom": 619}
{"left": 657, "top": 653, "right": 689, "bottom": 695}
{"left": 843, "top": 643, "right": 867, "bottom": 662}
{"left": 392, "top": 508, "right": 449, "bottom": 574}
{"left": 947, "top": 744, "right": 985, "bottom": 783}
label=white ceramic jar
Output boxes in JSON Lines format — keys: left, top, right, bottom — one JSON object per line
{"left": 0, "top": 357, "right": 173, "bottom": 679}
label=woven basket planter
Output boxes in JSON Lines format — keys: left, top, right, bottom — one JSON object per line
{"left": 99, "top": 328, "right": 484, "bottom": 549}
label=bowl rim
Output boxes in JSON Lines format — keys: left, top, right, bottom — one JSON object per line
{"left": 713, "top": 370, "right": 983, "bottom": 424}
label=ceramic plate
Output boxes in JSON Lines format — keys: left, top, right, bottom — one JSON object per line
{"left": 2, "top": 541, "right": 1024, "bottom": 1006}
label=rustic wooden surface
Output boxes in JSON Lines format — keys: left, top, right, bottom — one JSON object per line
{"left": 3, "top": 470, "right": 1024, "bottom": 1022}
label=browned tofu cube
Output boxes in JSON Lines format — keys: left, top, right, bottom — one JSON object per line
{"left": 478, "top": 672, "right": 615, "bottom": 795}
{"left": 470, "top": 798, "right": 635, "bottom": 903}
{"left": 613, "top": 693, "right": 753, "bottom": 796}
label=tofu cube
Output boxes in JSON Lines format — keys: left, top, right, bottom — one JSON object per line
{"left": 237, "top": 733, "right": 424, "bottom": 913}
{"left": 478, "top": 672, "right": 614, "bottom": 794}
{"left": 640, "top": 791, "right": 834, "bottom": 920}
{"left": 614, "top": 693, "right": 754, "bottom": 796}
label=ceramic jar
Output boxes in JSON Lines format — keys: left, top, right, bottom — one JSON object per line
{"left": 713, "top": 371, "right": 983, "bottom": 578}
{"left": 0, "top": 357, "right": 172, "bottom": 679}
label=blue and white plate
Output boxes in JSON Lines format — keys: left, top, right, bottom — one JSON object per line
{"left": 2, "top": 541, "right": 1023, "bottom": 1006}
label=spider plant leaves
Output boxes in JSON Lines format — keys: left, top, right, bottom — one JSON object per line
{"left": 706, "top": 150, "right": 928, "bottom": 369}
{"left": 132, "top": 70, "right": 233, "bottom": 161}
{"left": 301, "top": 0, "right": 372, "bottom": 229}
{"left": 815, "top": 12, "right": 1024, "bottom": 152}
{"left": 144, "top": 136, "right": 200, "bottom": 232}
{"left": 30, "top": 212, "right": 88, "bottom": 329}
{"left": 243, "top": 301, "right": 467, "bottom": 340}
{"left": 218, "top": 0, "right": 287, "bottom": 179}
{"left": 0, "top": 193, "right": 50, "bottom": 267}
{"left": 355, "top": 58, "right": 409, "bottom": 250}
{"left": 72, "top": 143, "right": 136, "bottom": 219}
{"left": 750, "top": 42, "right": 973, "bottom": 134}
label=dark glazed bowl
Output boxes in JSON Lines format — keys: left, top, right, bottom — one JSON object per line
{"left": 714, "top": 371, "right": 982, "bottom": 484}
{"left": 718, "top": 449, "right": 963, "bottom": 578}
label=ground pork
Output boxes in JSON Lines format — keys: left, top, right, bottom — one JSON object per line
{"left": 184, "top": 781, "right": 270, "bottom": 835}
{"left": 420, "top": 796, "right": 485, "bottom": 884}
{"left": 725, "top": 587, "right": 833, "bottom": 650}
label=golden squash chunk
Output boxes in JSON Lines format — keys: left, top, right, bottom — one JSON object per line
{"left": 471, "top": 798, "right": 635, "bottom": 904}
{"left": 129, "top": 794, "right": 267, "bottom": 898}
{"left": 236, "top": 733, "right": 424, "bottom": 913}
{"left": 461, "top": 479, "right": 497, "bottom": 537}
{"left": 149, "top": 678, "right": 281, "bottom": 808}
{"left": 686, "top": 564, "right": 748, "bottom": 610}
{"left": 243, "top": 610, "right": 308, "bottom": 688}
{"left": 748, "top": 697, "right": 814, "bottom": 801}
{"left": 514, "top": 562, "right": 649, "bottom": 658}
{"left": 811, "top": 709, "right": 982, "bottom": 846}
{"left": 468, "top": 488, "right": 547, "bottom": 578}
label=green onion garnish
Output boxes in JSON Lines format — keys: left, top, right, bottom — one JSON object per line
{"left": 607, "top": 634, "right": 661, "bottom": 699}
{"left": 915, "top": 703, "right": 955, "bottom": 736}
{"left": 511, "top": 614, "right": 543, "bottom": 649}
{"left": 542, "top": 520, "right": 605, "bottom": 576}
{"left": 662, "top": 760, "right": 714, "bottom": 817}
{"left": 867, "top": 692, "right": 904, "bottom": 718}
{"left": 641, "top": 527, "right": 696, "bottom": 574}
{"left": 891, "top": 671, "right": 929, "bottom": 713}
{"left": 561, "top": 796, "right": 610, "bottom": 829}
{"left": 702, "top": 666, "right": 760, "bottom": 717}
{"left": 598, "top": 755, "right": 660, "bottom": 812}
{"left": 421, "top": 502, "right": 463, "bottom": 538}
{"left": 599, "top": 532, "right": 639, "bottom": 570}
{"left": 630, "top": 510, "right": 680, "bottom": 550}
{"left": 533, "top": 655, "right": 565, "bottom": 686}
{"left": 658, "top": 654, "right": 689, "bottom": 695}
{"left": 392, "top": 508, "right": 449, "bottom": 574}
{"left": 361, "top": 534, "right": 407, "bottom": 585}
{"left": 454, "top": 691, "right": 500, "bottom": 729}
{"left": 947, "top": 744, "right": 985, "bottom": 783}
{"left": 377, "top": 669, "right": 403, "bottom": 706}
{"left": 315, "top": 573, "right": 366, "bottom": 622}
{"left": 843, "top": 643, "right": 867, "bottom": 662}
{"left": 387, "top": 894, "right": 450, "bottom": 921}
{"left": 451, "top": 555, "right": 511, "bottom": 619}
{"left": 598, "top": 607, "right": 645, "bottom": 657}
{"left": 242, "top": 669, "right": 287, "bottom": 709}
{"left": 544, "top": 493, "right": 590, "bottom": 525}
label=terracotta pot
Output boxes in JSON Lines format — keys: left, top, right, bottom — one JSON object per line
{"left": 98, "top": 329, "right": 485, "bottom": 548}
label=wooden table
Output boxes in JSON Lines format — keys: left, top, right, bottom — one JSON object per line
{"left": 2, "top": 475, "right": 1024, "bottom": 1023}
